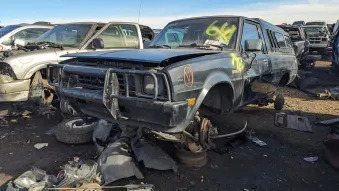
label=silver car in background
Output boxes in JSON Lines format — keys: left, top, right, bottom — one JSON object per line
{"left": 0, "top": 23, "right": 52, "bottom": 51}
{"left": 0, "top": 22, "right": 147, "bottom": 103}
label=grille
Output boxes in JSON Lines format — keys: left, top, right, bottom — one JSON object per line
{"left": 75, "top": 75, "right": 105, "bottom": 90}
{"left": 117, "top": 74, "right": 137, "bottom": 97}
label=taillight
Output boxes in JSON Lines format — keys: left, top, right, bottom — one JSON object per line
{"left": 0, "top": 45, "right": 3, "bottom": 51}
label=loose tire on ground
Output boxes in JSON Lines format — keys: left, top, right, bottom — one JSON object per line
{"left": 274, "top": 94, "right": 285, "bottom": 111}
{"left": 56, "top": 117, "right": 97, "bottom": 144}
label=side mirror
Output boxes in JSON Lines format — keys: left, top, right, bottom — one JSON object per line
{"left": 143, "top": 39, "right": 151, "bottom": 48}
{"left": 92, "top": 38, "right": 104, "bottom": 49}
{"left": 244, "top": 39, "right": 263, "bottom": 52}
{"left": 14, "top": 39, "right": 26, "bottom": 47}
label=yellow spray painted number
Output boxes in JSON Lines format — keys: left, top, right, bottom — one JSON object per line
{"left": 231, "top": 53, "right": 244, "bottom": 72}
{"left": 206, "top": 21, "right": 237, "bottom": 45}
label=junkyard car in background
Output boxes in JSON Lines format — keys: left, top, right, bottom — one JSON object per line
{"left": 303, "top": 24, "right": 331, "bottom": 55}
{"left": 50, "top": 16, "right": 298, "bottom": 145}
{"left": 0, "top": 22, "right": 150, "bottom": 103}
{"left": 332, "top": 29, "right": 339, "bottom": 73}
{"left": 292, "top": 21, "right": 305, "bottom": 26}
{"left": 278, "top": 25, "right": 314, "bottom": 69}
{"left": 0, "top": 23, "right": 52, "bottom": 51}
{"left": 306, "top": 21, "right": 327, "bottom": 26}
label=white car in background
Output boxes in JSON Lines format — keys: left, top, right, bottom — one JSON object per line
{"left": 0, "top": 23, "right": 52, "bottom": 51}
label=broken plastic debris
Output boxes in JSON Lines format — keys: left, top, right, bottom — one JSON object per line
{"left": 34, "top": 143, "right": 48, "bottom": 149}
{"left": 315, "top": 118, "right": 339, "bottom": 126}
{"left": 98, "top": 140, "right": 144, "bottom": 185}
{"left": 246, "top": 135, "right": 267, "bottom": 147}
{"left": 132, "top": 138, "right": 178, "bottom": 172}
{"left": 303, "top": 156, "right": 318, "bottom": 163}
{"left": 57, "top": 160, "right": 98, "bottom": 187}
{"left": 275, "top": 112, "right": 313, "bottom": 133}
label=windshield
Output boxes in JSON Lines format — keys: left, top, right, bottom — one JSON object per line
{"left": 303, "top": 27, "right": 324, "bottom": 34}
{"left": 34, "top": 24, "right": 92, "bottom": 47}
{"left": 0, "top": 25, "right": 21, "bottom": 38}
{"left": 150, "top": 17, "right": 239, "bottom": 50}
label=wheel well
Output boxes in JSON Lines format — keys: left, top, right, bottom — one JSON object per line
{"left": 279, "top": 73, "right": 290, "bottom": 86}
{"left": 200, "top": 83, "right": 234, "bottom": 115}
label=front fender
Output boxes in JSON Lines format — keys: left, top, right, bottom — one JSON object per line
{"left": 23, "top": 61, "right": 59, "bottom": 79}
{"left": 168, "top": 71, "right": 234, "bottom": 133}
{"left": 192, "top": 71, "right": 234, "bottom": 115}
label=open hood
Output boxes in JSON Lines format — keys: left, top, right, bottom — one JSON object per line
{"left": 64, "top": 49, "right": 221, "bottom": 66}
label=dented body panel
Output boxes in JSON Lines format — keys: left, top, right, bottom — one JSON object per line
{"left": 51, "top": 16, "right": 298, "bottom": 133}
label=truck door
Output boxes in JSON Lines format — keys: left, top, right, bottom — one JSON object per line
{"left": 241, "top": 21, "right": 272, "bottom": 104}
{"left": 83, "top": 23, "right": 143, "bottom": 52}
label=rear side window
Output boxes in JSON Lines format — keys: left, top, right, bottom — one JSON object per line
{"left": 96, "top": 24, "right": 139, "bottom": 49}
{"left": 274, "top": 33, "right": 286, "bottom": 48}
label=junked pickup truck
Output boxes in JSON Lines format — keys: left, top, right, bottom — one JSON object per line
{"left": 49, "top": 16, "right": 298, "bottom": 148}
{"left": 0, "top": 22, "right": 150, "bottom": 103}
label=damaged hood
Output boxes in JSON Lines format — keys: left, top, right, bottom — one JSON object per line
{"left": 64, "top": 49, "right": 221, "bottom": 65}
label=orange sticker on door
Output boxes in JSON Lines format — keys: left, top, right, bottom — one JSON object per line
{"left": 184, "top": 65, "right": 194, "bottom": 88}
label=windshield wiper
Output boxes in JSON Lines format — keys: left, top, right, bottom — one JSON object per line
{"left": 148, "top": 44, "right": 171, "bottom": 49}
{"left": 37, "top": 41, "right": 64, "bottom": 50}
{"left": 179, "top": 43, "right": 223, "bottom": 50}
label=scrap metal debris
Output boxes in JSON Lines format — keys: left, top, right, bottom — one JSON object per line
{"left": 275, "top": 112, "right": 313, "bottom": 133}
{"left": 34, "top": 143, "right": 48, "bottom": 149}
{"left": 92, "top": 120, "right": 120, "bottom": 154}
{"left": 97, "top": 140, "right": 144, "bottom": 185}
{"left": 132, "top": 138, "right": 178, "bottom": 172}
{"left": 46, "top": 183, "right": 155, "bottom": 191}
{"left": 315, "top": 118, "right": 339, "bottom": 126}
{"left": 303, "top": 156, "right": 319, "bottom": 163}
{"left": 6, "top": 159, "right": 99, "bottom": 191}
{"left": 56, "top": 160, "right": 98, "bottom": 187}
{"left": 247, "top": 136, "right": 267, "bottom": 147}
{"left": 6, "top": 167, "right": 58, "bottom": 191}
{"left": 317, "top": 86, "right": 339, "bottom": 100}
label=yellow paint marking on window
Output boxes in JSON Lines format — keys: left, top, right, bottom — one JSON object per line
{"left": 206, "top": 21, "right": 237, "bottom": 45}
{"left": 231, "top": 53, "right": 244, "bottom": 72}
{"left": 187, "top": 98, "right": 196, "bottom": 106}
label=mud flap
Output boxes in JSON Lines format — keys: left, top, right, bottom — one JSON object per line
{"left": 103, "top": 71, "right": 119, "bottom": 119}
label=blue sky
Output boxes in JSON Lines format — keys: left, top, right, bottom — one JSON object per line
{"left": 1, "top": 0, "right": 338, "bottom": 28}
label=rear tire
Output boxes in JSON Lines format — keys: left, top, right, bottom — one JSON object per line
{"left": 56, "top": 117, "right": 97, "bottom": 144}
{"left": 274, "top": 94, "right": 285, "bottom": 111}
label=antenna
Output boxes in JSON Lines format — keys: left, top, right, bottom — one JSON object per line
{"left": 138, "top": 0, "right": 143, "bottom": 23}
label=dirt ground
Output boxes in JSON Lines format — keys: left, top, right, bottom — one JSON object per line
{"left": 1, "top": 61, "right": 339, "bottom": 191}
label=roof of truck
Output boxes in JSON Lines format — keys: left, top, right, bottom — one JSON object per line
{"left": 254, "top": 18, "right": 289, "bottom": 35}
